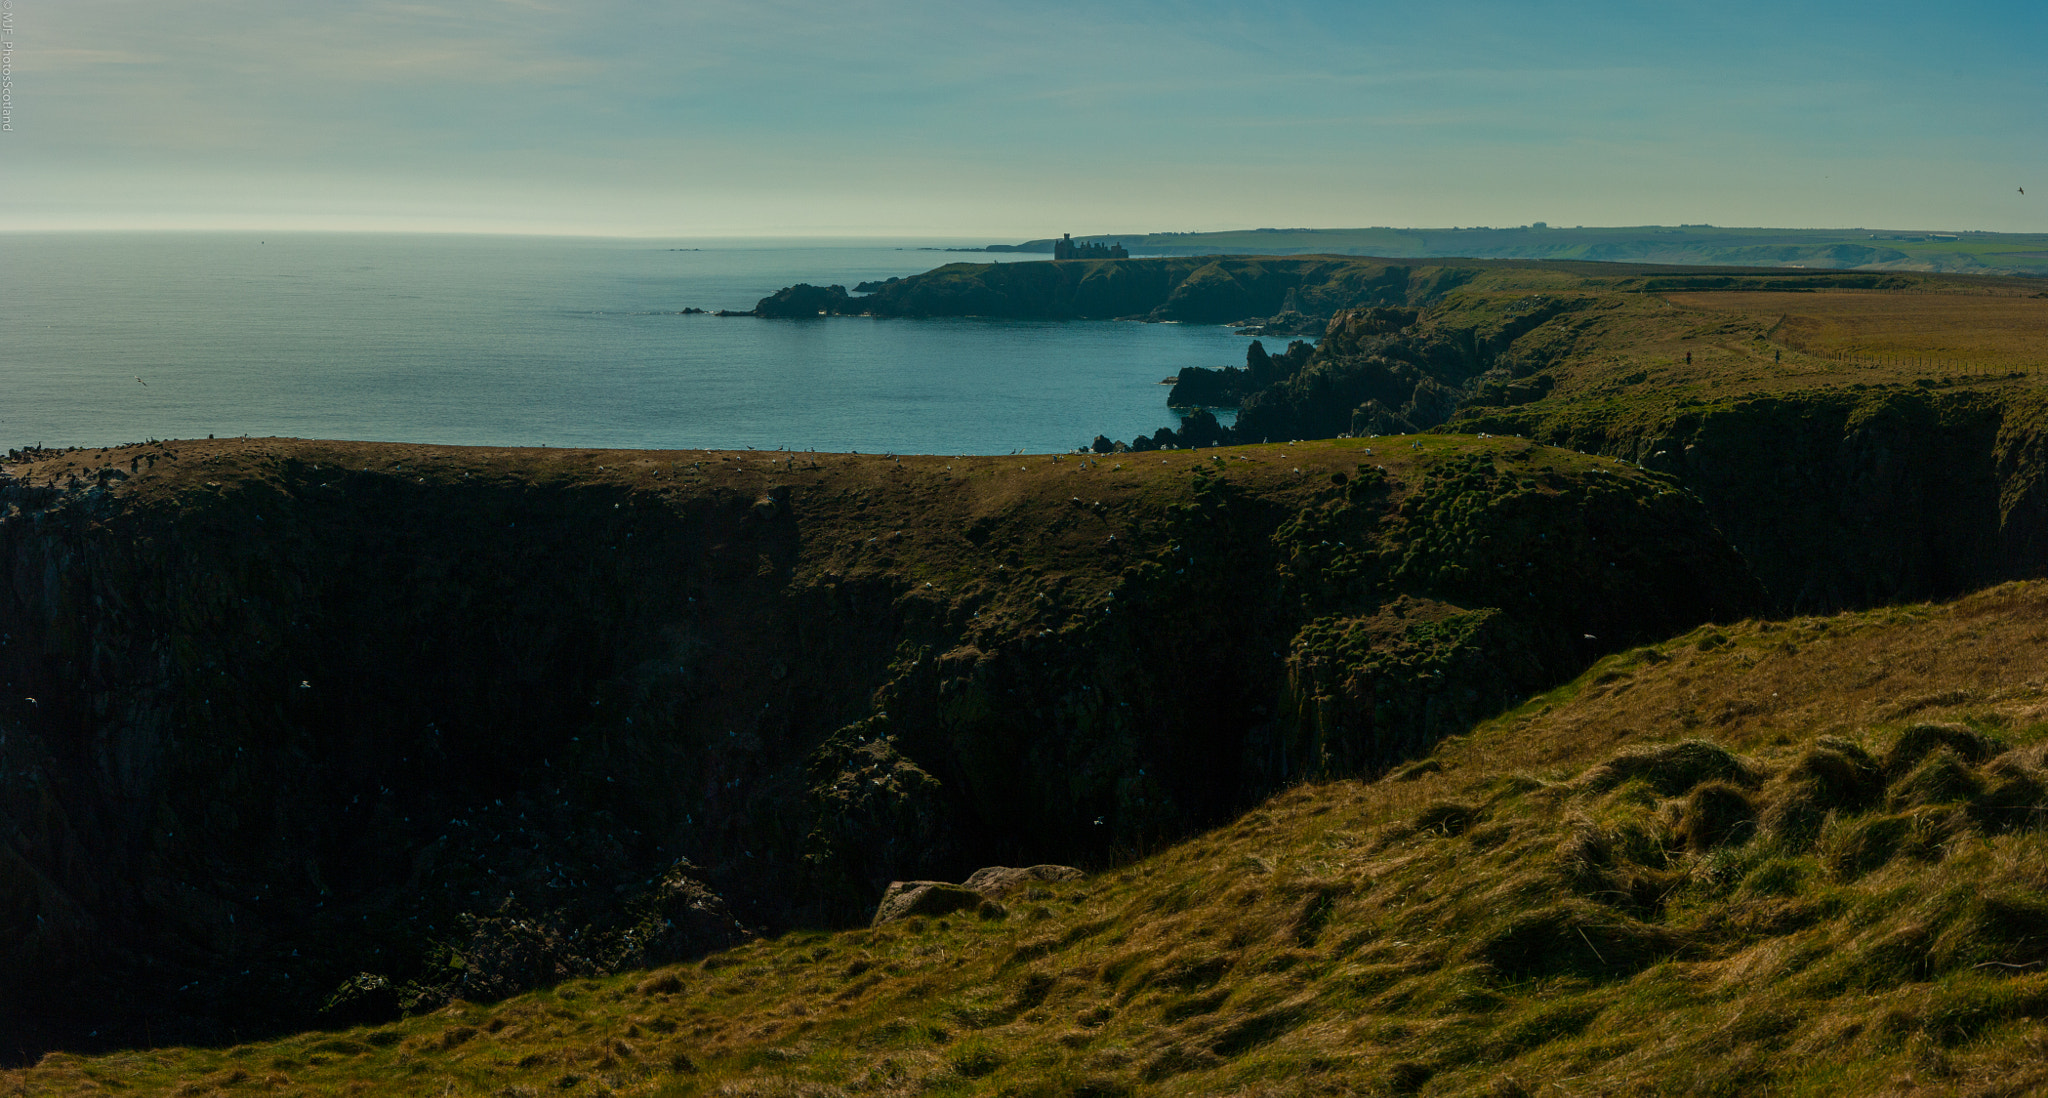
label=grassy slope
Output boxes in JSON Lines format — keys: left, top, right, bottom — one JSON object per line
{"left": 1410, "top": 272, "right": 2046, "bottom": 408}
{"left": 20, "top": 583, "right": 2048, "bottom": 1097}
{"left": 1432, "top": 278, "right": 2043, "bottom": 449}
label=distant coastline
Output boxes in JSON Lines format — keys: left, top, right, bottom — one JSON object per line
{"left": 942, "top": 225, "right": 2048, "bottom": 277}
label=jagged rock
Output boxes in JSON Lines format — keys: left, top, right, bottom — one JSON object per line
{"left": 1168, "top": 366, "right": 1251, "bottom": 409}
{"left": 1173, "top": 410, "right": 1230, "bottom": 449}
{"left": 1246, "top": 340, "right": 1278, "bottom": 387}
{"left": 359, "top": 858, "right": 755, "bottom": 1017}
{"left": 636, "top": 860, "right": 757, "bottom": 966}
{"left": 1351, "top": 399, "right": 1417, "bottom": 438}
{"left": 806, "top": 723, "right": 953, "bottom": 910}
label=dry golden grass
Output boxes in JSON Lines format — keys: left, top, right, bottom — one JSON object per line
{"left": 1428, "top": 283, "right": 2047, "bottom": 417}
{"left": 1432, "top": 581, "right": 2048, "bottom": 784}
{"left": 1668, "top": 291, "right": 2048, "bottom": 376}
{"left": 14, "top": 584, "right": 2048, "bottom": 1097}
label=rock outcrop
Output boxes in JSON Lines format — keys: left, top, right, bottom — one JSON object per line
{"left": 752, "top": 283, "right": 861, "bottom": 318}
{"left": 871, "top": 865, "right": 1083, "bottom": 925}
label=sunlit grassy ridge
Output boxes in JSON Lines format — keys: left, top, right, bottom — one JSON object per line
{"left": 24, "top": 583, "right": 2048, "bottom": 1097}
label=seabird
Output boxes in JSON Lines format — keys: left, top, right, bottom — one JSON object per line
{"left": 135, "top": 377, "right": 147, "bottom": 386}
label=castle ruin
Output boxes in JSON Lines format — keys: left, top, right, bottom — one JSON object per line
{"left": 1053, "top": 233, "right": 1129, "bottom": 260}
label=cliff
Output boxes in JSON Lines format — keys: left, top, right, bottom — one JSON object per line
{"left": 1093, "top": 271, "right": 2048, "bottom": 614}
{"left": 15, "top": 581, "right": 2048, "bottom": 1096}
{"left": 768, "top": 255, "right": 1985, "bottom": 328}
{"left": 0, "top": 435, "right": 1758, "bottom": 1055}
{"left": 756, "top": 256, "right": 1489, "bottom": 324}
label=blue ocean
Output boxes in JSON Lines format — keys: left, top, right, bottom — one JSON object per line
{"left": 2, "top": 233, "right": 1265, "bottom": 455}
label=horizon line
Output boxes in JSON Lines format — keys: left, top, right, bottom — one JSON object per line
{"left": 0, "top": 223, "right": 2037, "bottom": 240}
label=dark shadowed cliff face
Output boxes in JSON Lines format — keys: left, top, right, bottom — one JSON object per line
{"left": 1453, "top": 384, "right": 2048, "bottom": 614}
{"left": 0, "top": 437, "right": 1759, "bottom": 1055}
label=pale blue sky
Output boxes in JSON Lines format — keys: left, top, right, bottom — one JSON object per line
{"left": 1, "top": 0, "right": 2041, "bottom": 235}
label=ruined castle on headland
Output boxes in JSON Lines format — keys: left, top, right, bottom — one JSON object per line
{"left": 1053, "top": 233, "right": 1129, "bottom": 260}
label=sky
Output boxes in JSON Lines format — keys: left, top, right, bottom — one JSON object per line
{"left": 0, "top": 0, "right": 2041, "bottom": 237}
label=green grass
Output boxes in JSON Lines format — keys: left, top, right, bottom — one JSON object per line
{"left": 22, "top": 584, "right": 2048, "bottom": 1096}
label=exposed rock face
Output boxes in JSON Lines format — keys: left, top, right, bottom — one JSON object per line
{"left": 1167, "top": 366, "right": 1251, "bottom": 410}
{"left": 0, "top": 438, "right": 1759, "bottom": 1056}
{"left": 1458, "top": 387, "right": 2048, "bottom": 612}
{"left": 1233, "top": 301, "right": 1564, "bottom": 445}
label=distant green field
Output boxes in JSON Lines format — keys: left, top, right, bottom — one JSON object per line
{"left": 987, "top": 225, "right": 2048, "bottom": 276}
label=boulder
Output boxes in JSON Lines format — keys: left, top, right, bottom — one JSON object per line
{"left": 871, "top": 881, "right": 983, "bottom": 926}
{"left": 870, "top": 865, "right": 1084, "bottom": 925}
{"left": 959, "top": 864, "right": 1084, "bottom": 899}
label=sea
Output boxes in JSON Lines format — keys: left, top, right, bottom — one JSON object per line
{"left": 1, "top": 233, "right": 1272, "bottom": 455}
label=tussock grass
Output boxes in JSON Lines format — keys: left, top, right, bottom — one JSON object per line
{"left": 17, "top": 585, "right": 2048, "bottom": 1095}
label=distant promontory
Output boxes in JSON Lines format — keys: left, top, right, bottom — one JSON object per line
{"left": 741, "top": 253, "right": 1921, "bottom": 326}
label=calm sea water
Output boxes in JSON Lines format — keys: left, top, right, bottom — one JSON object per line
{"left": 2, "top": 233, "right": 1264, "bottom": 455}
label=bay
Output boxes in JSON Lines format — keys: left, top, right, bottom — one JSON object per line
{"left": 1, "top": 233, "right": 1265, "bottom": 454}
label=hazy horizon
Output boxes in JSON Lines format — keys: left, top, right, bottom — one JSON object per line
{"left": 1, "top": 1, "right": 2040, "bottom": 237}
{"left": 1, "top": 221, "right": 2037, "bottom": 242}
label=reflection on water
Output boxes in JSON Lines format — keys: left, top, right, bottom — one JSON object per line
{"left": 4, "top": 233, "right": 1277, "bottom": 454}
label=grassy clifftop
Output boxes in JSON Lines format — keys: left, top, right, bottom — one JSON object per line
{"left": 794, "top": 254, "right": 2004, "bottom": 325}
{"left": 18, "top": 582, "right": 2048, "bottom": 1096}
{"left": 1043, "top": 261, "right": 2048, "bottom": 613}
{"left": 1026, "top": 225, "right": 2048, "bottom": 277}
{"left": 1436, "top": 285, "right": 2048, "bottom": 610}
